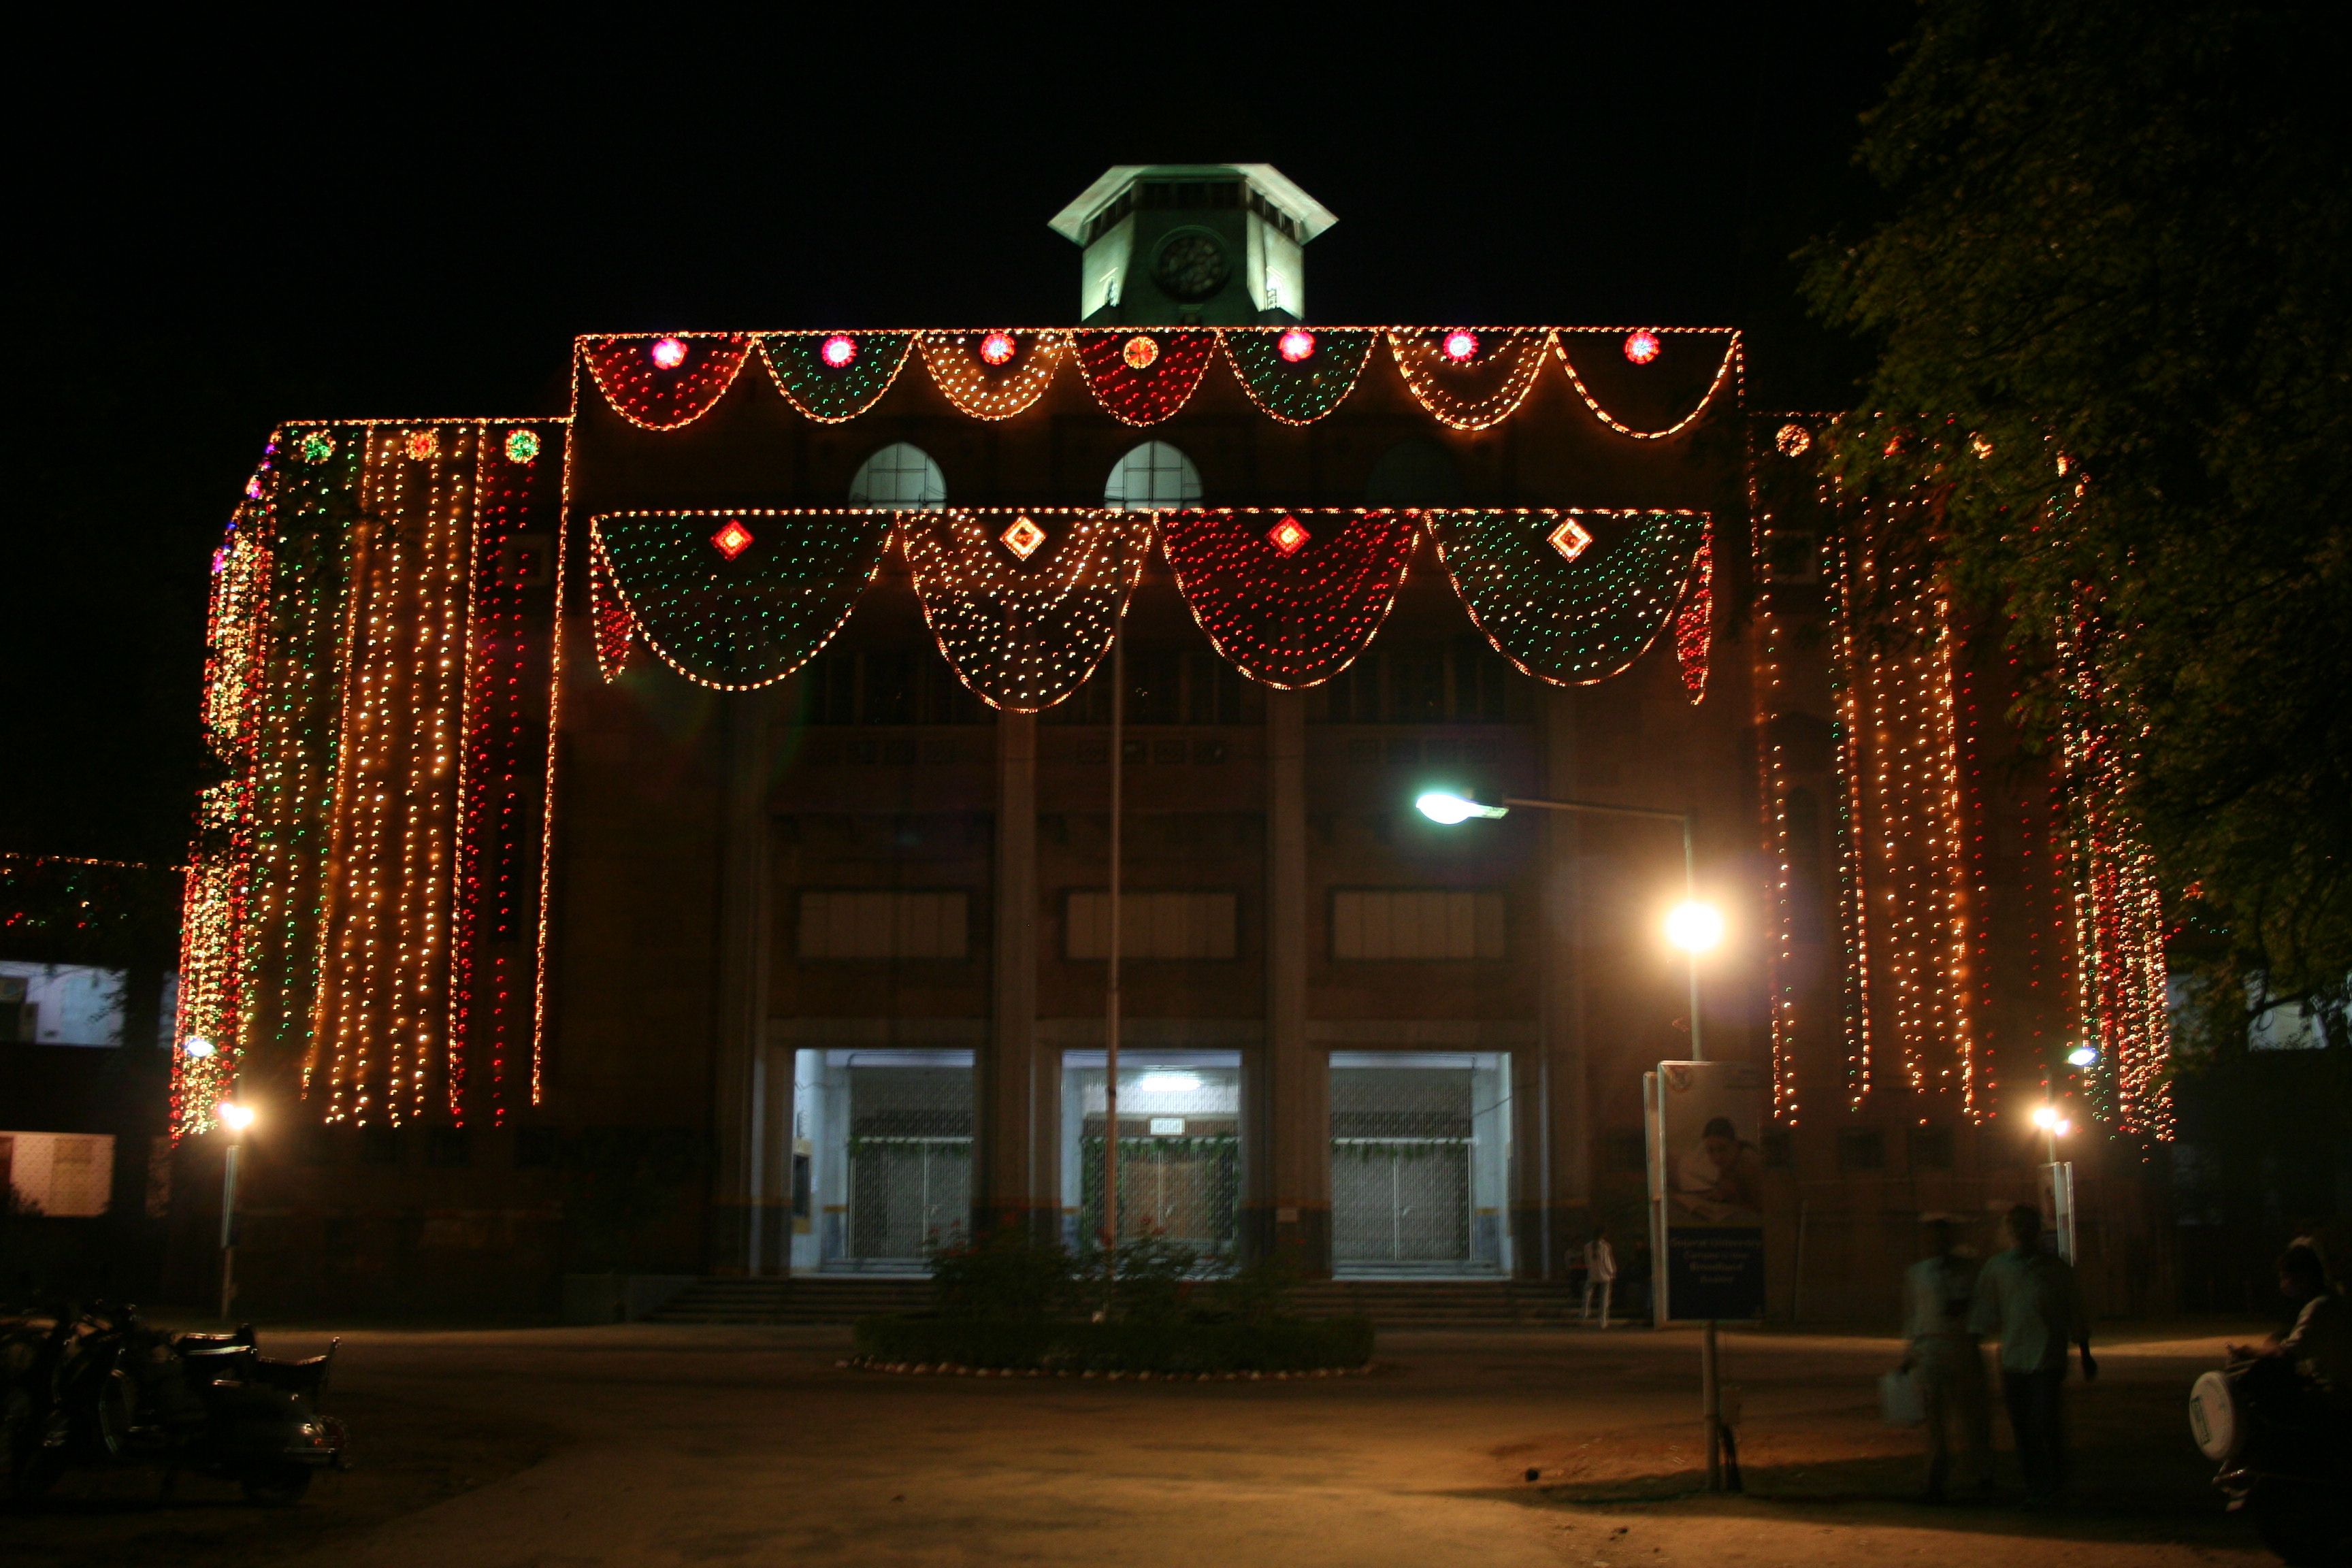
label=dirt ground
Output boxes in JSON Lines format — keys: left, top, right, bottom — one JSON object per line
{"left": 3, "top": 1320, "right": 2281, "bottom": 1568}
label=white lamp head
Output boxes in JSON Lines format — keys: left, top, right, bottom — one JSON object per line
{"left": 2065, "top": 1045, "right": 2098, "bottom": 1068}
{"left": 1416, "top": 791, "right": 1507, "bottom": 825}
{"left": 182, "top": 1036, "right": 215, "bottom": 1060}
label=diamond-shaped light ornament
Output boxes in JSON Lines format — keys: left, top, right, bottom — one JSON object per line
{"left": 711, "top": 519, "right": 755, "bottom": 560}
{"left": 1000, "top": 515, "right": 1047, "bottom": 560}
{"left": 1267, "top": 514, "right": 1309, "bottom": 556}
{"left": 1546, "top": 517, "right": 1594, "bottom": 561}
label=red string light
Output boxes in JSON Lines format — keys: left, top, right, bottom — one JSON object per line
{"left": 581, "top": 334, "right": 752, "bottom": 430}
{"left": 1072, "top": 329, "right": 1218, "bottom": 426}
{"left": 1156, "top": 508, "right": 1419, "bottom": 689}
{"left": 1673, "top": 527, "right": 1713, "bottom": 703}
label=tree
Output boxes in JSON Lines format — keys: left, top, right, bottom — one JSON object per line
{"left": 1806, "top": 0, "right": 2351, "bottom": 1064}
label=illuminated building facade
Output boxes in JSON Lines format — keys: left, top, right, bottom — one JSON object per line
{"left": 174, "top": 166, "right": 2171, "bottom": 1319}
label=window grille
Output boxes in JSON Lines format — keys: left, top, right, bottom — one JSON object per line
{"left": 1330, "top": 891, "right": 1505, "bottom": 960}
{"left": 1104, "top": 441, "right": 1202, "bottom": 510}
{"left": 1064, "top": 892, "right": 1236, "bottom": 960}
{"left": 846, "top": 442, "right": 946, "bottom": 509}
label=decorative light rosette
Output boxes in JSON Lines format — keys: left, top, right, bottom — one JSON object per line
{"left": 591, "top": 509, "right": 892, "bottom": 689}
{"left": 1156, "top": 508, "right": 1419, "bottom": 687}
{"left": 898, "top": 508, "right": 1152, "bottom": 712}
{"left": 1072, "top": 329, "right": 1219, "bottom": 426}
{"left": 1424, "top": 508, "right": 1709, "bottom": 683}
{"left": 758, "top": 331, "right": 915, "bottom": 423}
{"left": 1387, "top": 329, "right": 1554, "bottom": 429}
{"left": 580, "top": 334, "right": 753, "bottom": 429}
{"left": 1554, "top": 329, "right": 1740, "bottom": 440}
{"left": 1220, "top": 328, "right": 1376, "bottom": 424}
{"left": 1673, "top": 528, "right": 1713, "bottom": 702}
{"left": 918, "top": 329, "right": 1067, "bottom": 419}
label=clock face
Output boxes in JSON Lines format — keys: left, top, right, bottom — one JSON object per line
{"left": 1154, "top": 232, "right": 1230, "bottom": 302}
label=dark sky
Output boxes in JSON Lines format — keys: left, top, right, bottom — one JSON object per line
{"left": 7, "top": 8, "right": 1906, "bottom": 864}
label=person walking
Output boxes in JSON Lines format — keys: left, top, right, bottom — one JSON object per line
{"left": 1901, "top": 1216, "right": 1992, "bottom": 1501}
{"left": 1582, "top": 1225, "right": 1617, "bottom": 1328}
{"left": 1969, "top": 1203, "right": 2095, "bottom": 1506}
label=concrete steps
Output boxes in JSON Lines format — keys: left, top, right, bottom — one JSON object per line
{"left": 644, "top": 1275, "right": 1587, "bottom": 1326}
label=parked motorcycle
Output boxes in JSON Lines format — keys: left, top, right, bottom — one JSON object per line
{"left": 2189, "top": 1356, "right": 2349, "bottom": 1566}
{"left": 3, "top": 1303, "right": 346, "bottom": 1506}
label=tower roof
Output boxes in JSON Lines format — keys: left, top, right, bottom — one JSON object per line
{"left": 1047, "top": 164, "right": 1337, "bottom": 245}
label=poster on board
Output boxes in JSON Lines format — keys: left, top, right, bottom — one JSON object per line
{"left": 1652, "top": 1060, "right": 1767, "bottom": 1320}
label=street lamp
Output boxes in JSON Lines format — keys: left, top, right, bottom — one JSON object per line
{"left": 2029, "top": 1101, "right": 2072, "bottom": 1165}
{"left": 216, "top": 1100, "right": 255, "bottom": 1321}
{"left": 1416, "top": 789, "right": 1717, "bottom": 1060}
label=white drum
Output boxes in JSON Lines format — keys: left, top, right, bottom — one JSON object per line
{"left": 2188, "top": 1369, "right": 2242, "bottom": 1463}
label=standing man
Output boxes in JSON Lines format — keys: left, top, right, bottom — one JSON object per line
{"left": 1969, "top": 1203, "right": 2095, "bottom": 1506}
{"left": 1901, "top": 1216, "right": 1992, "bottom": 1501}
{"left": 1582, "top": 1224, "right": 1617, "bottom": 1328}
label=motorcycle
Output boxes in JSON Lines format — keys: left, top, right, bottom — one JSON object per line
{"left": 2189, "top": 1355, "right": 2349, "bottom": 1566}
{"left": 3, "top": 1303, "right": 347, "bottom": 1506}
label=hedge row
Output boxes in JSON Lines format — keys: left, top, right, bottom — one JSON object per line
{"left": 851, "top": 1314, "right": 1375, "bottom": 1374}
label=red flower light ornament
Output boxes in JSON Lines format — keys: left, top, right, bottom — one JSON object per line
{"left": 820, "top": 333, "right": 858, "bottom": 368}
{"left": 1622, "top": 330, "right": 1661, "bottom": 365}
{"left": 650, "top": 337, "right": 689, "bottom": 370}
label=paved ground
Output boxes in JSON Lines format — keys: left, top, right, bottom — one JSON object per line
{"left": 8, "top": 1321, "right": 2278, "bottom": 1568}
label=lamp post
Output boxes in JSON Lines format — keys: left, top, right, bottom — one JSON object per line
{"left": 216, "top": 1100, "right": 255, "bottom": 1321}
{"left": 2029, "top": 1102, "right": 2077, "bottom": 1262}
{"left": 1416, "top": 791, "right": 1716, "bottom": 1058}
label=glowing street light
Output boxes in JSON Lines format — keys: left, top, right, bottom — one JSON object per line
{"left": 182, "top": 1036, "right": 215, "bottom": 1059}
{"left": 1416, "top": 790, "right": 1509, "bottom": 824}
{"left": 216, "top": 1100, "right": 255, "bottom": 1132}
{"left": 2065, "top": 1045, "right": 2099, "bottom": 1068}
{"left": 1665, "top": 900, "right": 1725, "bottom": 953}
{"left": 216, "top": 1100, "right": 255, "bottom": 1319}
{"left": 1415, "top": 785, "right": 1712, "bottom": 1060}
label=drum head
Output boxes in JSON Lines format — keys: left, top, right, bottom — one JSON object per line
{"left": 2188, "top": 1369, "right": 2240, "bottom": 1462}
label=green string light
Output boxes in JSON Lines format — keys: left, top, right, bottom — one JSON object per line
{"left": 757, "top": 332, "right": 916, "bottom": 423}
{"left": 593, "top": 509, "right": 893, "bottom": 689}
{"left": 1222, "top": 329, "right": 1376, "bottom": 423}
{"left": 1425, "top": 508, "right": 1708, "bottom": 683}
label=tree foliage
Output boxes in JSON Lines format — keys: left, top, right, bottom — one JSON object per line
{"left": 1806, "top": 0, "right": 2351, "bottom": 1058}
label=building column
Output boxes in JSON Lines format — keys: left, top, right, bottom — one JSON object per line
{"left": 1260, "top": 688, "right": 1327, "bottom": 1271}
{"left": 1535, "top": 683, "right": 1593, "bottom": 1278}
{"left": 983, "top": 710, "right": 1046, "bottom": 1237}
{"left": 711, "top": 683, "right": 783, "bottom": 1274}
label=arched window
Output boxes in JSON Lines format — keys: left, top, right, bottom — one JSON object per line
{"left": 1104, "top": 441, "right": 1202, "bottom": 511}
{"left": 847, "top": 442, "right": 947, "bottom": 510}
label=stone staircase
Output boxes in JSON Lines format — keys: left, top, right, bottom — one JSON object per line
{"left": 644, "top": 1274, "right": 1585, "bottom": 1326}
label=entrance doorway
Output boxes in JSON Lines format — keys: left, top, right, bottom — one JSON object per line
{"left": 1329, "top": 1051, "right": 1512, "bottom": 1277}
{"left": 794, "top": 1049, "right": 973, "bottom": 1271}
{"left": 1060, "top": 1051, "right": 1242, "bottom": 1260}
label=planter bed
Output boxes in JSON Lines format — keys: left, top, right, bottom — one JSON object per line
{"left": 851, "top": 1315, "right": 1375, "bottom": 1375}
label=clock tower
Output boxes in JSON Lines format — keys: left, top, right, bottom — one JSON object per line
{"left": 1049, "top": 163, "right": 1336, "bottom": 327}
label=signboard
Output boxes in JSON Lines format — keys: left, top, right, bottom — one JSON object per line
{"left": 1650, "top": 1060, "right": 1767, "bottom": 1321}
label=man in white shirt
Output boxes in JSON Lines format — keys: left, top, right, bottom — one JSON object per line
{"left": 1901, "top": 1216, "right": 1992, "bottom": 1501}
{"left": 1969, "top": 1204, "right": 2095, "bottom": 1506}
{"left": 1582, "top": 1226, "right": 1617, "bottom": 1328}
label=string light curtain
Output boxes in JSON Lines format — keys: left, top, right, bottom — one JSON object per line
{"left": 758, "top": 331, "right": 914, "bottom": 423}
{"left": 580, "top": 334, "right": 751, "bottom": 429}
{"left": 2057, "top": 618, "right": 2174, "bottom": 1139}
{"left": 1828, "top": 503, "right": 1980, "bottom": 1114}
{"left": 898, "top": 508, "right": 1152, "bottom": 711}
{"left": 176, "top": 421, "right": 565, "bottom": 1136}
{"left": 1071, "top": 329, "right": 1220, "bottom": 425}
{"left": 591, "top": 508, "right": 892, "bottom": 689}
{"left": 1424, "top": 509, "right": 1708, "bottom": 684}
{"left": 448, "top": 423, "right": 566, "bottom": 1125}
{"left": 1554, "top": 330, "right": 1741, "bottom": 440}
{"left": 1221, "top": 327, "right": 1375, "bottom": 423}
{"left": 1157, "top": 508, "right": 1420, "bottom": 687}
{"left": 917, "top": 329, "right": 1068, "bottom": 419}
{"left": 1386, "top": 329, "right": 1554, "bottom": 429}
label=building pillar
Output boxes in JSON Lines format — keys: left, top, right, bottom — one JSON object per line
{"left": 983, "top": 709, "right": 1047, "bottom": 1237}
{"left": 1259, "top": 687, "right": 1327, "bottom": 1271}
{"left": 711, "top": 683, "right": 783, "bottom": 1275}
{"left": 1535, "top": 683, "right": 1593, "bottom": 1277}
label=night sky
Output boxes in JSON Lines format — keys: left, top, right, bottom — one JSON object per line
{"left": 8, "top": 10, "right": 1905, "bottom": 865}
